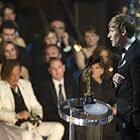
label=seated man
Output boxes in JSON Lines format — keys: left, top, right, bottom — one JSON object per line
{"left": 35, "top": 57, "right": 78, "bottom": 140}
{"left": 0, "top": 59, "right": 64, "bottom": 140}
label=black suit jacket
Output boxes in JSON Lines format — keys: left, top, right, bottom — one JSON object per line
{"left": 35, "top": 71, "right": 78, "bottom": 121}
{"left": 116, "top": 39, "right": 140, "bottom": 127}
{"left": 18, "top": 46, "right": 31, "bottom": 69}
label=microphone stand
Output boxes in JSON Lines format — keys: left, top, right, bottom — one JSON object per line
{"left": 77, "top": 60, "right": 96, "bottom": 110}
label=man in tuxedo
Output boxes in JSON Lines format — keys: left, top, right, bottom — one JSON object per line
{"left": 108, "top": 14, "right": 140, "bottom": 139}
{"left": 35, "top": 57, "right": 78, "bottom": 140}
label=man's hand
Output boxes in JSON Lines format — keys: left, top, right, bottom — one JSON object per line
{"left": 16, "top": 111, "right": 30, "bottom": 120}
{"left": 112, "top": 104, "right": 117, "bottom": 116}
{"left": 113, "top": 73, "right": 125, "bottom": 87}
{"left": 62, "top": 32, "right": 69, "bottom": 46}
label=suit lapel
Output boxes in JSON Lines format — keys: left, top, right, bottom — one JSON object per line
{"left": 6, "top": 83, "right": 15, "bottom": 110}
{"left": 64, "top": 75, "right": 71, "bottom": 99}
{"left": 49, "top": 79, "right": 58, "bottom": 104}
{"left": 118, "top": 41, "right": 136, "bottom": 74}
{"left": 64, "top": 74, "right": 74, "bottom": 99}
{"left": 17, "top": 80, "right": 31, "bottom": 112}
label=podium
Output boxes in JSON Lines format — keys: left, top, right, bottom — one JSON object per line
{"left": 58, "top": 98, "right": 113, "bottom": 140}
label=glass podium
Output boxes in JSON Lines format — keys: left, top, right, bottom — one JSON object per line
{"left": 58, "top": 98, "right": 113, "bottom": 140}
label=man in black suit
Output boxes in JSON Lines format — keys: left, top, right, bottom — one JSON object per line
{"left": 108, "top": 14, "right": 140, "bottom": 140}
{"left": 35, "top": 57, "right": 78, "bottom": 140}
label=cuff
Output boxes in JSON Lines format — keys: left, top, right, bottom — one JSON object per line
{"left": 63, "top": 45, "right": 72, "bottom": 52}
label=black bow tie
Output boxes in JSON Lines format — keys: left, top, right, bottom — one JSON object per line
{"left": 121, "top": 48, "right": 126, "bottom": 53}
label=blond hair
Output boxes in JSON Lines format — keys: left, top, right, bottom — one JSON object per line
{"left": 108, "top": 14, "right": 136, "bottom": 38}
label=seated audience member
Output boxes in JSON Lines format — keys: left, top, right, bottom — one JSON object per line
{"left": 82, "top": 56, "right": 117, "bottom": 140}
{"left": 0, "top": 20, "right": 31, "bottom": 68}
{"left": 0, "top": 41, "right": 29, "bottom": 80}
{"left": 95, "top": 47, "right": 115, "bottom": 80}
{"left": 32, "top": 42, "right": 78, "bottom": 85}
{"left": 43, "top": 29, "right": 78, "bottom": 74}
{"left": 44, "top": 44, "right": 62, "bottom": 63}
{"left": 44, "top": 29, "right": 58, "bottom": 46}
{"left": 0, "top": 59, "right": 64, "bottom": 140}
{"left": 0, "top": 20, "right": 26, "bottom": 48}
{"left": 50, "top": 19, "right": 75, "bottom": 55}
{"left": 74, "top": 26, "right": 103, "bottom": 70}
{"left": 90, "top": 57, "right": 116, "bottom": 106}
{"left": 32, "top": 29, "right": 58, "bottom": 67}
{"left": 1, "top": 3, "right": 31, "bottom": 43}
{"left": 50, "top": 20, "right": 78, "bottom": 76}
{"left": 43, "top": 29, "right": 77, "bottom": 72}
{"left": 35, "top": 57, "right": 78, "bottom": 140}
{"left": 119, "top": 4, "right": 129, "bottom": 16}
{"left": 32, "top": 44, "right": 62, "bottom": 84}
{"left": 35, "top": 57, "right": 78, "bottom": 120}
{"left": 43, "top": 29, "right": 79, "bottom": 80}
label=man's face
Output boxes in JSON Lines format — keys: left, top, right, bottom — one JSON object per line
{"left": 84, "top": 32, "right": 99, "bottom": 47}
{"left": 107, "top": 27, "right": 123, "bottom": 47}
{"left": 4, "top": 43, "right": 17, "bottom": 60}
{"left": 45, "top": 46, "right": 61, "bottom": 62}
{"left": 3, "top": 8, "right": 16, "bottom": 21}
{"left": 7, "top": 65, "right": 21, "bottom": 88}
{"left": 91, "top": 63, "right": 104, "bottom": 80}
{"left": 2, "top": 28, "right": 16, "bottom": 41}
{"left": 44, "top": 32, "right": 58, "bottom": 45}
{"left": 99, "top": 49, "right": 109, "bottom": 64}
{"left": 49, "top": 60, "right": 65, "bottom": 81}
{"left": 51, "top": 21, "right": 65, "bottom": 38}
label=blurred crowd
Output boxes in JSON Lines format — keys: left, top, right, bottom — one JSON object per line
{"left": 0, "top": 1, "right": 130, "bottom": 140}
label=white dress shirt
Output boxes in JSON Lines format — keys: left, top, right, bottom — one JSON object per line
{"left": 121, "top": 35, "right": 136, "bottom": 60}
{"left": 52, "top": 78, "right": 67, "bottom": 101}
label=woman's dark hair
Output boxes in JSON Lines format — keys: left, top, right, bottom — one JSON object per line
{"left": 89, "top": 55, "right": 104, "bottom": 67}
{"left": 1, "top": 59, "right": 21, "bottom": 81}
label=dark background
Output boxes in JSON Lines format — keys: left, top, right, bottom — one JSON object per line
{"left": 7, "top": 0, "right": 129, "bottom": 45}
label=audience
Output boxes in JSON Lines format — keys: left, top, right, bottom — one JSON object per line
{"left": 74, "top": 26, "right": 103, "bottom": 70}
{"left": 50, "top": 19, "right": 75, "bottom": 55}
{"left": 0, "top": 19, "right": 26, "bottom": 48}
{"left": 0, "top": 2, "right": 124, "bottom": 140}
{"left": 32, "top": 30, "right": 57, "bottom": 72}
{"left": 1, "top": 2, "right": 31, "bottom": 43}
{"left": 119, "top": 4, "right": 129, "bottom": 16}
{"left": 32, "top": 44, "right": 62, "bottom": 85}
{"left": 0, "top": 20, "right": 31, "bottom": 68}
{"left": 44, "top": 30, "right": 58, "bottom": 46}
{"left": 95, "top": 47, "right": 115, "bottom": 80}
{"left": 0, "top": 41, "right": 29, "bottom": 80}
{"left": 0, "top": 60, "right": 64, "bottom": 140}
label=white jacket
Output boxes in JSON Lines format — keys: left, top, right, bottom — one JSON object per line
{"left": 0, "top": 79, "right": 43, "bottom": 125}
